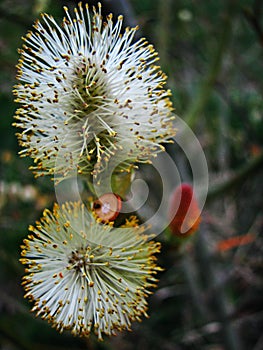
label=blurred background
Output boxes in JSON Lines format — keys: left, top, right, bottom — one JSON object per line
{"left": 0, "top": 0, "right": 262, "bottom": 349}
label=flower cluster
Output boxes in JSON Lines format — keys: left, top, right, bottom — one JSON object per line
{"left": 15, "top": 1, "right": 175, "bottom": 340}
{"left": 21, "top": 202, "right": 161, "bottom": 339}
{"left": 14, "top": 2, "right": 175, "bottom": 179}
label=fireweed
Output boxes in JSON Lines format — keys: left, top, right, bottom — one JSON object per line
{"left": 21, "top": 202, "right": 162, "bottom": 339}
{"left": 13, "top": 2, "right": 175, "bottom": 179}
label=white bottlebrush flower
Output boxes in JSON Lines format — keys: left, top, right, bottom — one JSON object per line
{"left": 20, "top": 201, "right": 161, "bottom": 339}
{"left": 13, "top": 2, "right": 175, "bottom": 179}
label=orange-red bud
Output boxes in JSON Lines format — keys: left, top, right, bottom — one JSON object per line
{"left": 93, "top": 193, "right": 122, "bottom": 222}
{"left": 168, "top": 183, "right": 201, "bottom": 237}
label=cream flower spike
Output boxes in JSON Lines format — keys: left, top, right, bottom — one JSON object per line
{"left": 20, "top": 201, "right": 162, "bottom": 339}
{"left": 13, "top": 2, "right": 175, "bottom": 179}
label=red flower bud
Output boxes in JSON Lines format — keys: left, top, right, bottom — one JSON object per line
{"left": 93, "top": 193, "right": 122, "bottom": 222}
{"left": 168, "top": 183, "right": 201, "bottom": 237}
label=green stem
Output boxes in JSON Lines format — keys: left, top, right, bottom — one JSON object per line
{"left": 185, "top": 1, "right": 236, "bottom": 129}
{"left": 181, "top": 253, "right": 210, "bottom": 319}
{"left": 207, "top": 152, "right": 263, "bottom": 202}
{"left": 157, "top": 0, "right": 173, "bottom": 70}
{"left": 195, "top": 232, "right": 242, "bottom": 350}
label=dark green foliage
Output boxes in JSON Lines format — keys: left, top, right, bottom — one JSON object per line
{"left": 0, "top": 0, "right": 262, "bottom": 349}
